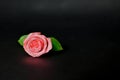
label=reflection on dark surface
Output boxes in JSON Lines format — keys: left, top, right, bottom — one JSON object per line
{"left": 21, "top": 57, "right": 52, "bottom": 68}
{"left": 20, "top": 56, "right": 55, "bottom": 80}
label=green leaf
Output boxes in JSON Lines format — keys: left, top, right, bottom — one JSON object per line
{"left": 50, "top": 37, "right": 63, "bottom": 51}
{"left": 18, "top": 35, "right": 28, "bottom": 46}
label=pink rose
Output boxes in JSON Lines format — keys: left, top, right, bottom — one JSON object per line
{"left": 23, "top": 32, "right": 52, "bottom": 57}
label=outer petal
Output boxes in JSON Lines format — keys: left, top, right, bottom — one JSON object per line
{"left": 45, "top": 38, "right": 52, "bottom": 53}
{"left": 31, "top": 32, "right": 41, "bottom": 35}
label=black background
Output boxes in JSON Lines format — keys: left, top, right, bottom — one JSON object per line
{"left": 0, "top": 0, "right": 119, "bottom": 80}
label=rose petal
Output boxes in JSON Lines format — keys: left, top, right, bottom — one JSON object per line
{"left": 45, "top": 38, "right": 52, "bottom": 53}
{"left": 23, "top": 32, "right": 52, "bottom": 57}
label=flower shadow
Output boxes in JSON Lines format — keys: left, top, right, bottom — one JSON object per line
{"left": 41, "top": 50, "right": 64, "bottom": 58}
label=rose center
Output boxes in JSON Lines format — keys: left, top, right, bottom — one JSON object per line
{"left": 29, "top": 39, "right": 42, "bottom": 53}
{"left": 30, "top": 40, "right": 39, "bottom": 48}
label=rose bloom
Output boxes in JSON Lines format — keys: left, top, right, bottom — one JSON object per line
{"left": 23, "top": 32, "right": 52, "bottom": 57}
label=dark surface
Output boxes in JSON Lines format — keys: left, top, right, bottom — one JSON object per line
{"left": 0, "top": 0, "right": 119, "bottom": 80}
